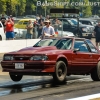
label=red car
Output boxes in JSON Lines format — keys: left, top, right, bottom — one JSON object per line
{"left": 1, "top": 37, "right": 100, "bottom": 83}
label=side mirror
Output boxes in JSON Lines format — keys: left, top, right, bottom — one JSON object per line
{"left": 73, "top": 48, "right": 80, "bottom": 52}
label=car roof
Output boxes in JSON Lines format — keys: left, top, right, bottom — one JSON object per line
{"left": 44, "top": 36, "right": 86, "bottom": 41}
{"left": 19, "top": 18, "right": 36, "bottom": 21}
{"left": 79, "top": 19, "right": 97, "bottom": 21}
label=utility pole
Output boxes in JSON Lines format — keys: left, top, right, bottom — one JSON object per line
{"left": 10, "top": 0, "right": 12, "bottom": 15}
{"left": 45, "top": 0, "right": 46, "bottom": 17}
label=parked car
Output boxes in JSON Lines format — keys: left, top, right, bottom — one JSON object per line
{"left": 70, "top": 19, "right": 94, "bottom": 37}
{"left": 58, "top": 18, "right": 92, "bottom": 39}
{"left": 1, "top": 37, "right": 100, "bottom": 83}
{"left": 14, "top": 18, "right": 36, "bottom": 29}
{"left": 0, "top": 21, "right": 6, "bottom": 40}
{"left": 79, "top": 18, "right": 98, "bottom": 26}
{"left": 89, "top": 15, "right": 99, "bottom": 19}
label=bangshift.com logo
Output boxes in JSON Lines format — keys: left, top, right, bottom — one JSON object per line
{"left": 37, "top": 1, "right": 100, "bottom": 6}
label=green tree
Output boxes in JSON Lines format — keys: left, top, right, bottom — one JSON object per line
{"left": 0, "top": 0, "right": 6, "bottom": 14}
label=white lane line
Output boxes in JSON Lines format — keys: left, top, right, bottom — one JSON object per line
{"left": 67, "top": 93, "right": 100, "bottom": 100}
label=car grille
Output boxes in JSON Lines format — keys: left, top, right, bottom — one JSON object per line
{"left": 14, "top": 56, "right": 30, "bottom": 60}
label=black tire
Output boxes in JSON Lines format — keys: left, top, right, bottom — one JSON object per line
{"left": 9, "top": 73, "right": 23, "bottom": 82}
{"left": 53, "top": 61, "right": 67, "bottom": 83}
{"left": 91, "top": 61, "right": 100, "bottom": 81}
{"left": 0, "top": 35, "right": 2, "bottom": 41}
{"left": 74, "top": 31, "right": 82, "bottom": 38}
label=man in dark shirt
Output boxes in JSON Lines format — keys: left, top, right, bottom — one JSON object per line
{"left": 94, "top": 22, "right": 100, "bottom": 49}
{"left": 37, "top": 15, "right": 44, "bottom": 38}
{"left": 38, "top": 15, "right": 44, "bottom": 24}
{"left": 0, "top": 14, "right": 6, "bottom": 27}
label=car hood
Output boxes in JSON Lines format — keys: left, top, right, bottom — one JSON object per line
{"left": 79, "top": 24, "right": 94, "bottom": 28}
{"left": 6, "top": 46, "right": 57, "bottom": 55}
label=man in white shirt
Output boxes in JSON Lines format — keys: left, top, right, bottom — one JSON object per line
{"left": 41, "top": 19, "right": 55, "bottom": 38}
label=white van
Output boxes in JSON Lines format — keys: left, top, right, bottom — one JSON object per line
{"left": 0, "top": 21, "right": 6, "bottom": 40}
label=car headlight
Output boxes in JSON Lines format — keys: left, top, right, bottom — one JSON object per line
{"left": 82, "top": 28, "right": 88, "bottom": 32}
{"left": 3, "top": 55, "right": 14, "bottom": 61}
{"left": 30, "top": 55, "right": 48, "bottom": 61}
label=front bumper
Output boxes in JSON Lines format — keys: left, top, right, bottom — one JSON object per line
{"left": 1, "top": 61, "right": 56, "bottom": 74}
{"left": 82, "top": 33, "right": 92, "bottom": 38}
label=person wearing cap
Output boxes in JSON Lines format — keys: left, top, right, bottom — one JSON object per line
{"left": 94, "top": 21, "right": 100, "bottom": 49}
{"left": 10, "top": 15, "right": 14, "bottom": 22}
{"left": 41, "top": 19, "right": 55, "bottom": 38}
{"left": 5, "top": 17, "right": 14, "bottom": 40}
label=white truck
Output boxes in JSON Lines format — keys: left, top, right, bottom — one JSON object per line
{"left": 0, "top": 21, "right": 6, "bottom": 40}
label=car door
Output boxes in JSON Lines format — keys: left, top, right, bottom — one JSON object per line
{"left": 71, "top": 39, "right": 94, "bottom": 72}
{"left": 85, "top": 39, "right": 99, "bottom": 66}
{"left": 22, "top": 21, "right": 28, "bottom": 29}
{"left": 15, "top": 21, "right": 23, "bottom": 29}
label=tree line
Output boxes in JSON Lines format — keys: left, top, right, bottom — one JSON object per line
{"left": 0, "top": 0, "right": 100, "bottom": 17}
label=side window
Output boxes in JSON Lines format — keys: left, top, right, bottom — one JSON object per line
{"left": 23, "top": 21, "right": 28, "bottom": 25}
{"left": 18, "top": 21, "right": 23, "bottom": 25}
{"left": 61, "top": 39, "right": 72, "bottom": 49}
{"left": 74, "top": 40, "right": 89, "bottom": 52}
{"left": 85, "top": 40, "right": 98, "bottom": 53}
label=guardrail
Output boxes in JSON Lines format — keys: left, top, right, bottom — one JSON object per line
{"left": 0, "top": 39, "right": 40, "bottom": 53}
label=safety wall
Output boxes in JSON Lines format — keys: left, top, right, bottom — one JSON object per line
{"left": 0, "top": 39, "right": 40, "bottom": 53}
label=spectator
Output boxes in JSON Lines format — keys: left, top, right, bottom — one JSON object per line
{"left": 46, "top": 15, "right": 50, "bottom": 20}
{"left": 0, "top": 14, "right": 6, "bottom": 27}
{"left": 0, "top": 14, "right": 6, "bottom": 32}
{"left": 38, "top": 15, "right": 44, "bottom": 24}
{"left": 41, "top": 19, "right": 55, "bottom": 39}
{"left": 26, "top": 20, "right": 33, "bottom": 39}
{"left": 33, "top": 19, "right": 41, "bottom": 38}
{"left": 5, "top": 17, "right": 14, "bottom": 40}
{"left": 10, "top": 15, "right": 14, "bottom": 22}
{"left": 52, "top": 18, "right": 61, "bottom": 36}
{"left": 38, "top": 21, "right": 44, "bottom": 38}
{"left": 94, "top": 21, "right": 100, "bottom": 49}
{"left": 38, "top": 15, "right": 44, "bottom": 38}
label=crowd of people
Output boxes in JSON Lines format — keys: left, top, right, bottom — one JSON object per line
{"left": 26, "top": 14, "right": 62, "bottom": 39}
{"left": 0, "top": 14, "right": 62, "bottom": 40}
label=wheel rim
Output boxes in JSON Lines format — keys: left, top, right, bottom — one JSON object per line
{"left": 57, "top": 65, "right": 65, "bottom": 79}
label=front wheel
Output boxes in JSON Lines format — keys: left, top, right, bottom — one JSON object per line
{"left": 9, "top": 73, "right": 23, "bottom": 82}
{"left": 53, "top": 61, "right": 67, "bottom": 83}
{"left": 91, "top": 61, "right": 100, "bottom": 81}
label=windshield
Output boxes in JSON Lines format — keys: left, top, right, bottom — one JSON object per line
{"left": 33, "top": 38, "right": 72, "bottom": 50}
{"left": 67, "top": 20, "right": 75, "bottom": 25}
{"left": 49, "top": 38, "right": 72, "bottom": 49}
{"left": 33, "top": 39, "right": 57, "bottom": 47}
{"left": 70, "top": 19, "right": 82, "bottom": 25}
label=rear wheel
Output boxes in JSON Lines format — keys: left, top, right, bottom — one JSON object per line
{"left": 53, "top": 61, "right": 67, "bottom": 83}
{"left": 9, "top": 73, "right": 23, "bottom": 82}
{"left": 91, "top": 61, "right": 100, "bottom": 81}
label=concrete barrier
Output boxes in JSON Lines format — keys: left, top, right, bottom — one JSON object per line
{"left": 0, "top": 39, "right": 40, "bottom": 53}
